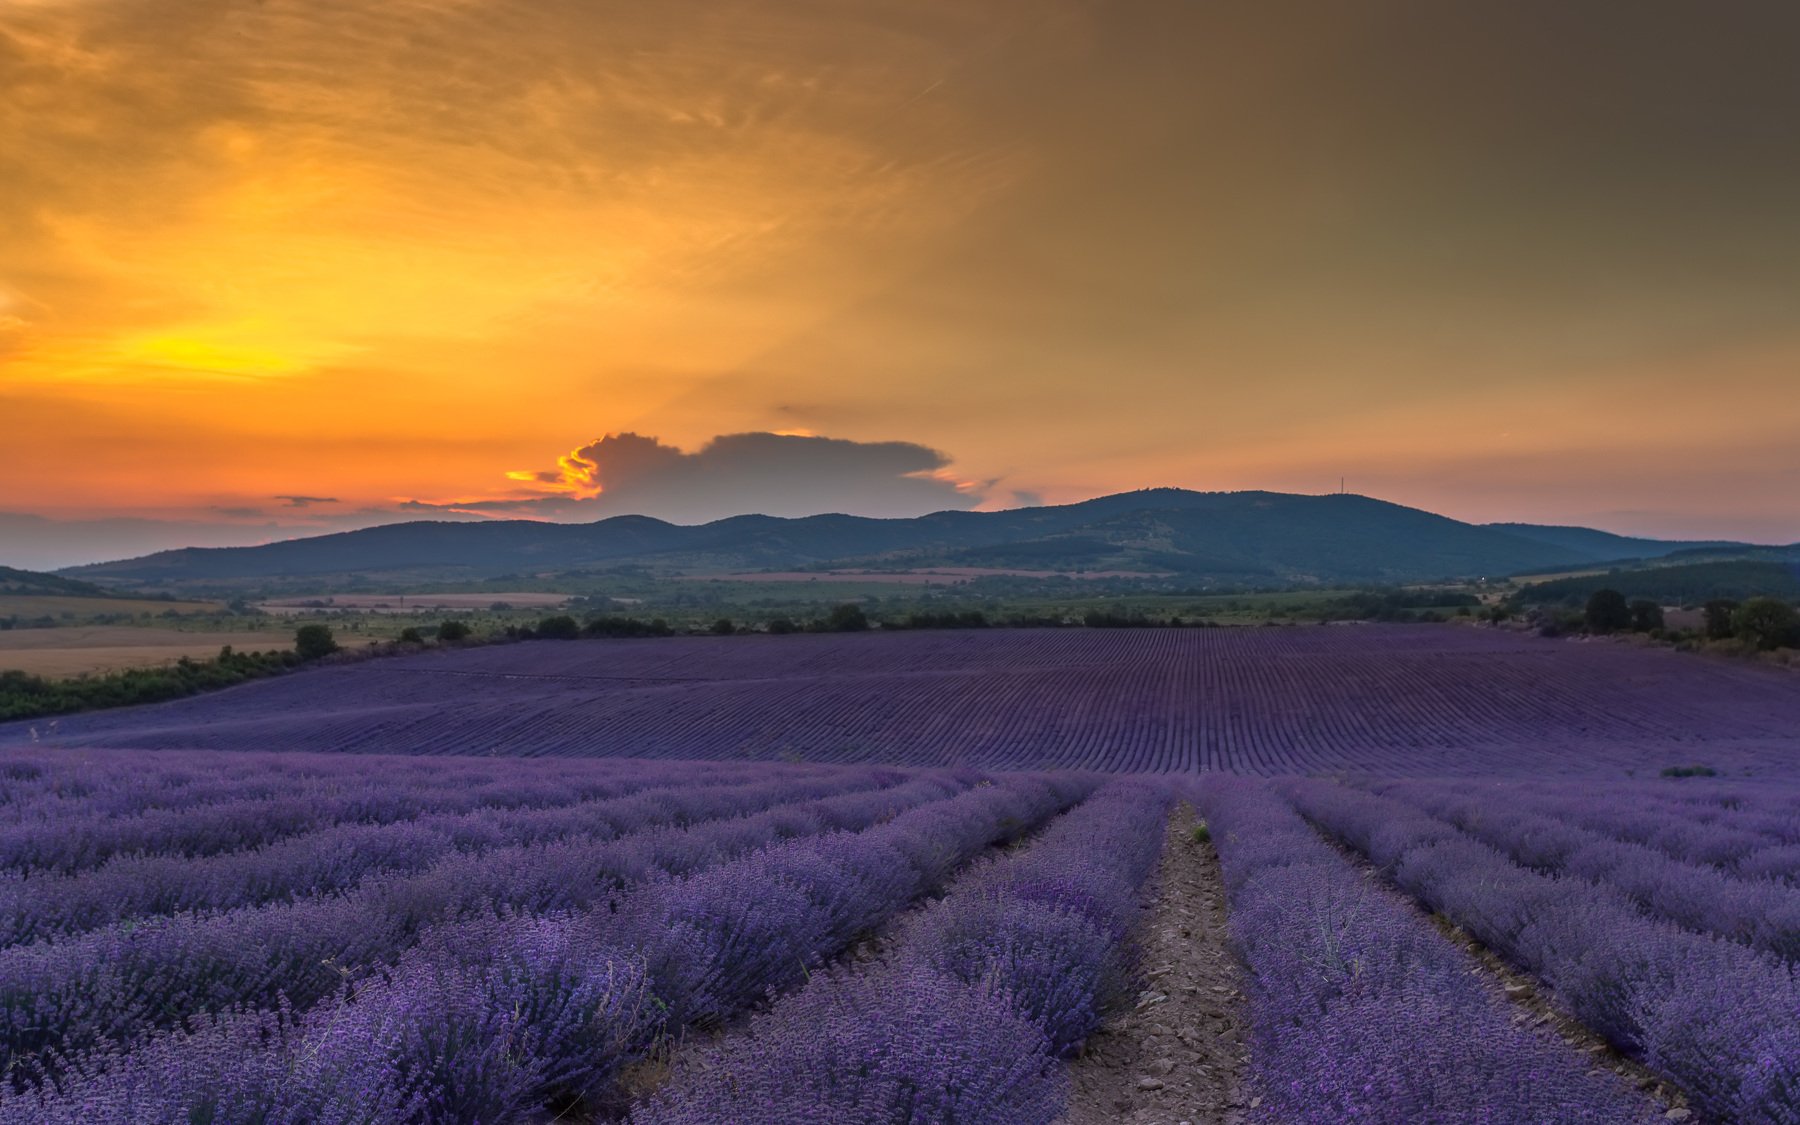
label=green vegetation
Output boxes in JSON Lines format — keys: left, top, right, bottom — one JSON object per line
{"left": 1584, "top": 589, "right": 1631, "bottom": 633}
{"left": 0, "top": 648, "right": 302, "bottom": 722}
{"left": 1660, "top": 765, "right": 1720, "bottom": 779}
{"left": 533, "top": 615, "right": 582, "bottom": 640}
{"left": 1732, "top": 597, "right": 1800, "bottom": 652}
{"left": 294, "top": 624, "right": 340, "bottom": 661}
{"left": 1518, "top": 560, "right": 1800, "bottom": 607}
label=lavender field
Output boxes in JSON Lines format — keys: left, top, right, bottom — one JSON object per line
{"left": 2, "top": 627, "right": 1797, "bottom": 1122}
{"left": 8, "top": 625, "right": 1800, "bottom": 776}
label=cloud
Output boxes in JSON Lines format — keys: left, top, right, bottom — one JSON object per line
{"left": 413, "top": 431, "right": 983, "bottom": 524}
{"left": 274, "top": 495, "right": 339, "bottom": 508}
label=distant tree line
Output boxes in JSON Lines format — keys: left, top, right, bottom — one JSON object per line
{"left": 1537, "top": 588, "right": 1800, "bottom": 653}
{"left": 0, "top": 620, "right": 479, "bottom": 723}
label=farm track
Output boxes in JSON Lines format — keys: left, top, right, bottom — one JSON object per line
{"left": 1062, "top": 805, "right": 1250, "bottom": 1125}
{"left": 13, "top": 626, "right": 1800, "bottom": 776}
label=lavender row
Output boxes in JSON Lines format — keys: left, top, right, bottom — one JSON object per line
{"left": 0, "top": 769, "right": 967, "bottom": 1081}
{"left": 1287, "top": 779, "right": 1800, "bottom": 1123}
{"left": 4, "top": 775, "right": 1091, "bottom": 1123}
{"left": 19, "top": 626, "right": 1800, "bottom": 777}
{"left": 1194, "top": 777, "right": 1660, "bottom": 1124}
{"left": 0, "top": 765, "right": 899, "bottom": 946}
{"left": 634, "top": 780, "right": 1171, "bottom": 1123}
{"left": 1369, "top": 779, "right": 1800, "bottom": 960}
{"left": 0, "top": 747, "right": 683, "bottom": 824}
{"left": 0, "top": 756, "right": 789, "bottom": 876}
{"left": 1414, "top": 779, "right": 1800, "bottom": 879}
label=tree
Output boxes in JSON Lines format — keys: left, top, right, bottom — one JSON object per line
{"left": 711, "top": 618, "right": 737, "bottom": 636}
{"left": 1628, "top": 600, "right": 1664, "bottom": 633}
{"left": 535, "top": 615, "right": 581, "bottom": 640}
{"left": 436, "top": 620, "right": 472, "bottom": 642}
{"left": 824, "top": 604, "right": 869, "bottom": 632}
{"left": 1584, "top": 589, "right": 1631, "bottom": 634}
{"left": 294, "top": 624, "right": 339, "bottom": 661}
{"left": 1703, "top": 600, "right": 1740, "bottom": 640}
{"left": 397, "top": 627, "right": 424, "bottom": 645}
{"left": 767, "top": 617, "right": 797, "bottom": 635}
{"left": 1732, "top": 597, "right": 1799, "bottom": 651}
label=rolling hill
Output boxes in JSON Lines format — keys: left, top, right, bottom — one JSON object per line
{"left": 63, "top": 490, "right": 1762, "bottom": 589}
{"left": 0, "top": 566, "right": 116, "bottom": 598}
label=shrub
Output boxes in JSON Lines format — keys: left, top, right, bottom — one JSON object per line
{"left": 1732, "top": 597, "right": 1798, "bottom": 651}
{"left": 1703, "top": 599, "right": 1740, "bottom": 640}
{"left": 1659, "top": 765, "right": 1720, "bottom": 779}
{"left": 1628, "top": 600, "right": 1664, "bottom": 632}
{"left": 1584, "top": 589, "right": 1631, "bottom": 633}
{"left": 436, "top": 620, "right": 473, "bottom": 642}
{"left": 535, "top": 615, "right": 582, "bottom": 640}
{"left": 822, "top": 604, "right": 868, "bottom": 632}
{"left": 294, "top": 625, "right": 339, "bottom": 661}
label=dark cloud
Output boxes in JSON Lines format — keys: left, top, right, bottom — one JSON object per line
{"left": 413, "top": 431, "right": 981, "bottom": 524}
{"left": 275, "top": 495, "right": 339, "bottom": 508}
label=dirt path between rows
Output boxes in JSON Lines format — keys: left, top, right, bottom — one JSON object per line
{"left": 1062, "top": 804, "right": 1251, "bottom": 1125}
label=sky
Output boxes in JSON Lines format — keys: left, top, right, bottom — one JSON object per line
{"left": 4, "top": 0, "right": 1799, "bottom": 567}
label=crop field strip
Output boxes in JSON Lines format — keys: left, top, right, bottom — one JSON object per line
{"left": 0, "top": 765, "right": 925, "bottom": 947}
{"left": 634, "top": 781, "right": 1171, "bottom": 1123}
{"left": 4, "top": 771, "right": 1095, "bottom": 1122}
{"left": 0, "top": 763, "right": 996, "bottom": 1086}
{"left": 13, "top": 626, "right": 1800, "bottom": 776}
{"left": 1196, "top": 777, "right": 1667, "bottom": 1123}
{"left": 0, "top": 756, "right": 837, "bottom": 878}
{"left": 1364, "top": 779, "right": 1800, "bottom": 961}
{"left": 1287, "top": 779, "right": 1800, "bottom": 1123}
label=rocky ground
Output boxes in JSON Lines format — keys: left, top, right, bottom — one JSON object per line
{"left": 1063, "top": 805, "right": 1252, "bottom": 1125}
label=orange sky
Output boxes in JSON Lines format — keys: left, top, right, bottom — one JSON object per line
{"left": 4, "top": 0, "right": 1799, "bottom": 564}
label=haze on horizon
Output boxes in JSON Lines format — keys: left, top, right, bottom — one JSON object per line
{"left": 4, "top": 0, "right": 1799, "bottom": 568}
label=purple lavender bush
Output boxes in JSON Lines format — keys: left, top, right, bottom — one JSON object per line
{"left": 1199, "top": 777, "right": 1661, "bottom": 1124}
{"left": 635, "top": 781, "right": 1168, "bottom": 1123}
{"left": 632, "top": 968, "right": 1065, "bottom": 1125}
{"left": 1287, "top": 778, "right": 1800, "bottom": 1124}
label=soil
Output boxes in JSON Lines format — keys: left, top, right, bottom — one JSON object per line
{"left": 1061, "top": 805, "right": 1251, "bottom": 1125}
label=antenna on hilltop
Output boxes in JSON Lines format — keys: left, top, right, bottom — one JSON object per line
{"left": 1339, "top": 476, "right": 1345, "bottom": 495}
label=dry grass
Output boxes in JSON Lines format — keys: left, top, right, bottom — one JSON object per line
{"left": 0, "top": 627, "right": 296, "bottom": 678}
{"left": 257, "top": 592, "right": 570, "bottom": 615}
{"left": 0, "top": 595, "right": 222, "bottom": 618}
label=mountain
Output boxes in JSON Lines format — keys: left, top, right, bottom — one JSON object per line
{"left": 0, "top": 565, "right": 114, "bottom": 598}
{"left": 1485, "top": 523, "right": 1749, "bottom": 564}
{"left": 63, "top": 490, "right": 1760, "bottom": 589}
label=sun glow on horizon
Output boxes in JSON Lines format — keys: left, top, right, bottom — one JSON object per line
{"left": 2, "top": 0, "right": 1798, "bottom": 547}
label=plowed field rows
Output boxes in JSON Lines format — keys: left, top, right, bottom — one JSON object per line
{"left": 9, "top": 626, "right": 1799, "bottom": 776}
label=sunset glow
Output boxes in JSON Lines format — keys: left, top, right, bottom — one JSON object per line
{"left": 4, "top": 0, "right": 1798, "bottom": 565}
